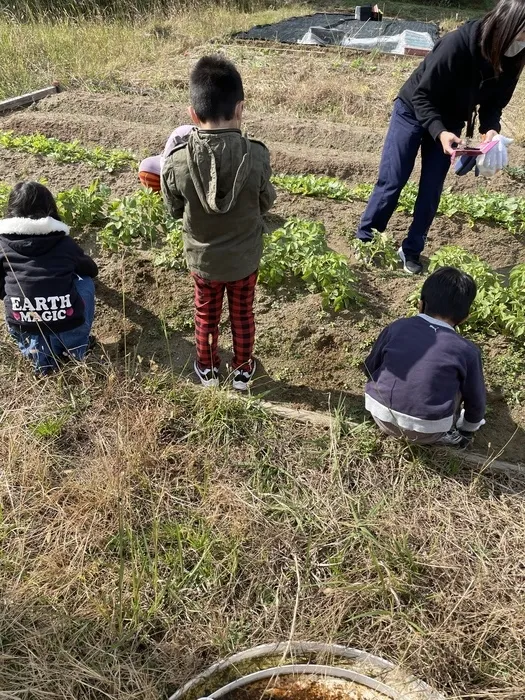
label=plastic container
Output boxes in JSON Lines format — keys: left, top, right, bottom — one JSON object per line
{"left": 169, "top": 642, "right": 447, "bottom": 700}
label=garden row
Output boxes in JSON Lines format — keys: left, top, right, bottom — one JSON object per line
{"left": 2, "top": 131, "right": 525, "bottom": 233}
{"left": 0, "top": 181, "right": 358, "bottom": 312}
{"left": 2, "top": 179, "right": 525, "bottom": 336}
{"left": 274, "top": 174, "right": 525, "bottom": 235}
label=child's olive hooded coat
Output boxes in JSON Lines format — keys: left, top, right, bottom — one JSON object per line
{"left": 161, "top": 128, "right": 276, "bottom": 282}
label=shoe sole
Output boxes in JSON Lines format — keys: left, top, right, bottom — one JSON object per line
{"left": 194, "top": 361, "right": 219, "bottom": 388}
{"left": 397, "top": 246, "right": 422, "bottom": 275}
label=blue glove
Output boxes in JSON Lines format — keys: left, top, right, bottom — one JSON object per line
{"left": 454, "top": 155, "right": 478, "bottom": 177}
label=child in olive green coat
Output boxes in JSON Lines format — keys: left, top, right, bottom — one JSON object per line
{"left": 162, "top": 55, "right": 276, "bottom": 391}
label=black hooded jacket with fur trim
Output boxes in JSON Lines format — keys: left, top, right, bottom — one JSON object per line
{"left": 0, "top": 216, "right": 98, "bottom": 332}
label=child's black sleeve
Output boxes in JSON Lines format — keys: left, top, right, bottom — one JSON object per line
{"left": 458, "top": 347, "right": 486, "bottom": 431}
{"left": 161, "top": 161, "right": 185, "bottom": 220}
{"left": 68, "top": 239, "right": 99, "bottom": 278}
{"left": 363, "top": 327, "right": 390, "bottom": 378}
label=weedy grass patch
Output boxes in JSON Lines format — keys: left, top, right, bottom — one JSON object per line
{"left": 0, "top": 357, "right": 524, "bottom": 700}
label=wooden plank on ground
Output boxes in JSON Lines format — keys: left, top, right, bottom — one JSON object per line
{"left": 259, "top": 398, "right": 525, "bottom": 479}
{"left": 0, "top": 84, "right": 60, "bottom": 114}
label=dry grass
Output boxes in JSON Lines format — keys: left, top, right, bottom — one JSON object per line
{"left": 0, "top": 336, "right": 524, "bottom": 699}
{"left": 0, "top": 3, "right": 307, "bottom": 99}
{"left": 5, "top": 0, "right": 524, "bottom": 137}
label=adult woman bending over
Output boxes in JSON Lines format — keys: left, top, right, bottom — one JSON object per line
{"left": 356, "top": 0, "right": 525, "bottom": 274}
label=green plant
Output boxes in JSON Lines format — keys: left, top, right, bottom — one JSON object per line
{"left": 98, "top": 189, "right": 167, "bottom": 251}
{"left": 259, "top": 219, "right": 361, "bottom": 311}
{"left": 352, "top": 231, "right": 399, "bottom": 270}
{"left": 272, "top": 174, "right": 352, "bottom": 201}
{"left": 503, "top": 264, "right": 525, "bottom": 338}
{"left": 153, "top": 218, "right": 185, "bottom": 270}
{"left": 426, "top": 246, "right": 506, "bottom": 335}
{"left": 505, "top": 165, "right": 525, "bottom": 182}
{"left": 31, "top": 415, "right": 67, "bottom": 439}
{"left": 57, "top": 180, "right": 111, "bottom": 228}
{"left": 489, "top": 344, "right": 525, "bottom": 404}
{"left": 415, "top": 246, "right": 525, "bottom": 339}
{"left": 0, "top": 182, "right": 11, "bottom": 216}
{"left": 0, "top": 130, "right": 137, "bottom": 172}
{"left": 274, "top": 173, "right": 525, "bottom": 234}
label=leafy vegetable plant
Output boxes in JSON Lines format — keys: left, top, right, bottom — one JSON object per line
{"left": 98, "top": 189, "right": 170, "bottom": 250}
{"left": 0, "top": 183, "right": 12, "bottom": 215}
{"left": 505, "top": 166, "right": 525, "bottom": 182}
{"left": 412, "top": 246, "right": 525, "bottom": 338}
{"left": 0, "top": 130, "right": 137, "bottom": 172}
{"left": 57, "top": 181, "right": 111, "bottom": 228}
{"left": 274, "top": 173, "right": 525, "bottom": 234}
{"left": 352, "top": 231, "right": 399, "bottom": 270}
{"left": 428, "top": 246, "right": 506, "bottom": 334}
{"left": 259, "top": 219, "right": 361, "bottom": 311}
{"left": 272, "top": 174, "right": 352, "bottom": 201}
{"left": 153, "top": 219, "right": 186, "bottom": 270}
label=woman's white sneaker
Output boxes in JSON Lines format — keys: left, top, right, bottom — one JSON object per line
{"left": 398, "top": 246, "right": 423, "bottom": 275}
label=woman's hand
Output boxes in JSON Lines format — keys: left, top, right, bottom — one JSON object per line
{"left": 481, "top": 129, "right": 499, "bottom": 143}
{"left": 439, "top": 131, "right": 463, "bottom": 155}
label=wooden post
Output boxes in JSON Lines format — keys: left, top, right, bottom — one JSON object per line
{"left": 0, "top": 83, "right": 60, "bottom": 114}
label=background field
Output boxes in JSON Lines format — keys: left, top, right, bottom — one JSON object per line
{"left": 0, "top": 2, "right": 525, "bottom": 699}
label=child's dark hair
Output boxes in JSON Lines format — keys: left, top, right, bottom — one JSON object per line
{"left": 6, "top": 181, "right": 61, "bottom": 221}
{"left": 190, "top": 55, "right": 244, "bottom": 122}
{"left": 421, "top": 267, "right": 477, "bottom": 325}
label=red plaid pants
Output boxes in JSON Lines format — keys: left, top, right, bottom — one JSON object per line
{"left": 192, "top": 270, "right": 257, "bottom": 370}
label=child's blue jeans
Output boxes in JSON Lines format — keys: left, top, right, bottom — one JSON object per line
{"left": 8, "top": 276, "right": 95, "bottom": 374}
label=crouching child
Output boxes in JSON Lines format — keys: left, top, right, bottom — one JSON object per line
{"left": 364, "top": 267, "right": 486, "bottom": 447}
{"left": 0, "top": 182, "right": 98, "bottom": 375}
{"left": 161, "top": 55, "right": 276, "bottom": 390}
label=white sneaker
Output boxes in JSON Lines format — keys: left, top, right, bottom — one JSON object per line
{"left": 232, "top": 361, "right": 257, "bottom": 391}
{"left": 398, "top": 246, "right": 423, "bottom": 275}
{"left": 194, "top": 361, "right": 219, "bottom": 388}
{"left": 436, "top": 429, "right": 472, "bottom": 449}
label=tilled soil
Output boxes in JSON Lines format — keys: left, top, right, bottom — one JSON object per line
{"left": 1, "top": 89, "right": 524, "bottom": 464}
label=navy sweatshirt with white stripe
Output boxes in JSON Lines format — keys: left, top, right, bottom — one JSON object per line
{"left": 364, "top": 314, "right": 486, "bottom": 434}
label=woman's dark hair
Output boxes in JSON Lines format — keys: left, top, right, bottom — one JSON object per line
{"left": 190, "top": 55, "right": 244, "bottom": 122}
{"left": 421, "top": 267, "right": 477, "bottom": 326}
{"left": 480, "top": 0, "right": 525, "bottom": 72}
{"left": 6, "top": 181, "right": 61, "bottom": 221}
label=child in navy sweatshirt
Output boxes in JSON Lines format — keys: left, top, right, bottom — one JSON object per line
{"left": 364, "top": 266, "right": 486, "bottom": 447}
